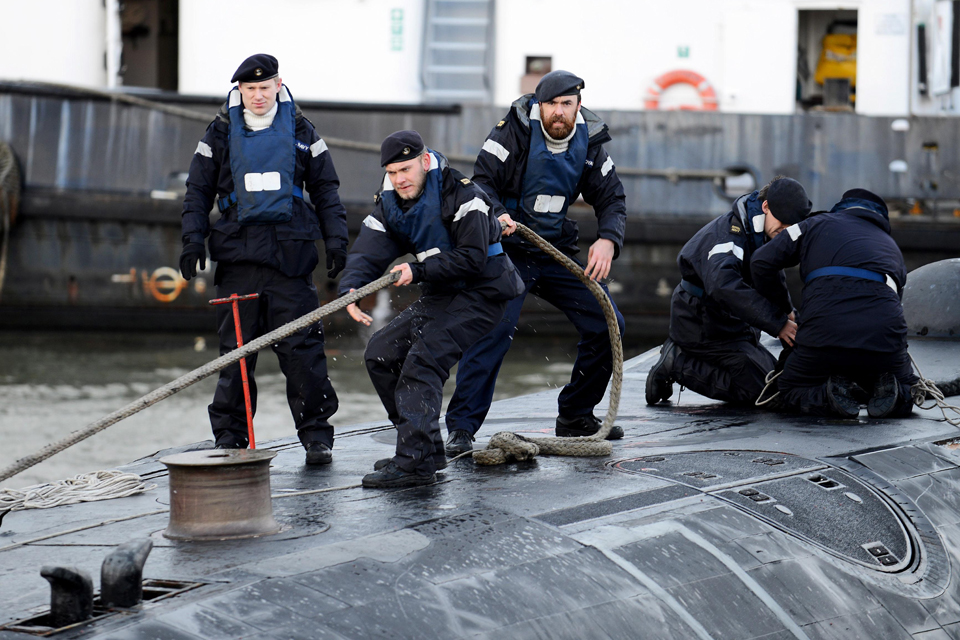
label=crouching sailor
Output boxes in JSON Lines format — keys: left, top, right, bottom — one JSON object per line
{"left": 340, "top": 131, "right": 523, "bottom": 488}
{"left": 444, "top": 70, "right": 627, "bottom": 457}
{"left": 178, "top": 54, "right": 348, "bottom": 464}
{"left": 751, "top": 189, "right": 918, "bottom": 418}
{"left": 646, "top": 177, "right": 812, "bottom": 406}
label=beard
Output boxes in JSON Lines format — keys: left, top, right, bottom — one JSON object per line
{"left": 397, "top": 168, "right": 427, "bottom": 201}
{"left": 544, "top": 113, "right": 576, "bottom": 140}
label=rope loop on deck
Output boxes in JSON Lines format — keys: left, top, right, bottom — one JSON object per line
{"left": 910, "top": 354, "right": 960, "bottom": 427}
{"left": 472, "top": 222, "right": 621, "bottom": 465}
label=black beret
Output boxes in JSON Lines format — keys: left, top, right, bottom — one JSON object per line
{"left": 231, "top": 54, "right": 279, "bottom": 83}
{"left": 535, "top": 70, "right": 585, "bottom": 102}
{"left": 380, "top": 130, "right": 425, "bottom": 167}
{"left": 766, "top": 177, "right": 812, "bottom": 226}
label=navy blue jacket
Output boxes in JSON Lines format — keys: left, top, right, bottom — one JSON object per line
{"left": 751, "top": 195, "right": 908, "bottom": 352}
{"left": 670, "top": 192, "right": 791, "bottom": 346}
{"left": 473, "top": 94, "right": 627, "bottom": 258}
{"left": 338, "top": 153, "right": 522, "bottom": 300}
{"left": 181, "top": 93, "right": 348, "bottom": 278}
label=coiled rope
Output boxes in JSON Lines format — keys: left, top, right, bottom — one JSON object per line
{"left": 0, "top": 141, "right": 20, "bottom": 301}
{"left": 0, "top": 272, "right": 400, "bottom": 484}
{"left": 910, "top": 353, "right": 960, "bottom": 427}
{"left": 0, "top": 471, "right": 155, "bottom": 511}
{"left": 471, "top": 222, "right": 622, "bottom": 465}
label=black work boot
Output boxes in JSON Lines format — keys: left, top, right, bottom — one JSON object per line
{"left": 305, "top": 442, "right": 333, "bottom": 465}
{"left": 868, "top": 372, "right": 900, "bottom": 418}
{"left": 362, "top": 461, "right": 436, "bottom": 488}
{"left": 375, "top": 456, "right": 446, "bottom": 471}
{"left": 646, "top": 338, "right": 680, "bottom": 405}
{"left": 445, "top": 430, "right": 475, "bottom": 457}
{"left": 826, "top": 376, "right": 861, "bottom": 418}
{"left": 556, "top": 414, "right": 624, "bottom": 440}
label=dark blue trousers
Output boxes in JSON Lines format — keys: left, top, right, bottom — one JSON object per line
{"left": 445, "top": 252, "right": 625, "bottom": 436}
{"left": 778, "top": 344, "right": 917, "bottom": 417}
{"left": 209, "top": 264, "right": 338, "bottom": 448}
{"left": 364, "top": 289, "right": 505, "bottom": 475}
{"left": 672, "top": 336, "right": 777, "bottom": 405}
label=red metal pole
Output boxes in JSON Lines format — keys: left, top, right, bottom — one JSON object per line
{"left": 209, "top": 293, "right": 260, "bottom": 449}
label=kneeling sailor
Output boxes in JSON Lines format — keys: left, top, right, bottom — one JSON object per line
{"left": 751, "top": 188, "right": 917, "bottom": 418}
{"left": 646, "top": 177, "right": 811, "bottom": 406}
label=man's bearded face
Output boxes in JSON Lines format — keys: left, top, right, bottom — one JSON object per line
{"left": 540, "top": 95, "right": 580, "bottom": 140}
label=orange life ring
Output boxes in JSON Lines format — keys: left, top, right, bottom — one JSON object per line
{"left": 644, "top": 70, "right": 718, "bottom": 111}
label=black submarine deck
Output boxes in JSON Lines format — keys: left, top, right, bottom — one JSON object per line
{"left": 2, "top": 338, "right": 960, "bottom": 640}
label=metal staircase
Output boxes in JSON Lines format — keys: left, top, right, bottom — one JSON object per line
{"left": 421, "top": 0, "right": 495, "bottom": 104}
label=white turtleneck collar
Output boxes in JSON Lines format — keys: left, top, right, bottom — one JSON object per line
{"left": 541, "top": 120, "right": 577, "bottom": 154}
{"left": 243, "top": 102, "right": 278, "bottom": 131}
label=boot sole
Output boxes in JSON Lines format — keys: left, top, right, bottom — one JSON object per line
{"left": 868, "top": 374, "right": 900, "bottom": 418}
{"left": 827, "top": 379, "right": 860, "bottom": 419}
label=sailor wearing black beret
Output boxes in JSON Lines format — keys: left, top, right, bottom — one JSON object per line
{"left": 338, "top": 130, "right": 523, "bottom": 487}
{"left": 534, "top": 70, "right": 585, "bottom": 103}
{"left": 178, "top": 53, "right": 349, "bottom": 465}
{"left": 230, "top": 53, "right": 279, "bottom": 84}
{"left": 443, "top": 72, "right": 627, "bottom": 450}
{"left": 379, "top": 130, "right": 425, "bottom": 167}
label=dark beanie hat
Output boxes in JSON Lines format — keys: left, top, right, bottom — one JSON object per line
{"left": 765, "top": 178, "right": 812, "bottom": 225}
{"left": 231, "top": 54, "right": 279, "bottom": 83}
{"left": 535, "top": 70, "right": 585, "bottom": 102}
{"left": 380, "top": 130, "right": 425, "bottom": 166}
{"left": 841, "top": 188, "right": 887, "bottom": 209}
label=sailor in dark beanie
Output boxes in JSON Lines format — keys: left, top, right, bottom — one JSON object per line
{"left": 178, "top": 53, "right": 348, "bottom": 465}
{"left": 338, "top": 130, "right": 522, "bottom": 487}
{"left": 646, "top": 176, "right": 812, "bottom": 407}
{"left": 752, "top": 188, "right": 916, "bottom": 419}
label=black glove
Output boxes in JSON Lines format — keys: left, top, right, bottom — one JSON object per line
{"left": 179, "top": 243, "right": 206, "bottom": 280}
{"left": 326, "top": 247, "right": 347, "bottom": 279}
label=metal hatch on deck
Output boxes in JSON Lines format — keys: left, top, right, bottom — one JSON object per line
{"left": 612, "top": 451, "right": 930, "bottom": 576}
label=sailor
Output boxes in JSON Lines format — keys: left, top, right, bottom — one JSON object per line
{"left": 646, "top": 177, "right": 811, "bottom": 406}
{"left": 443, "top": 70, "right": 627, "bottom": 456}
{"left": 750, "top": 189, "right": 917, "bottom": 418}
{"left": 340, "top": 130, "right": 523, "bottom": 488}
{"left": 179, "top": 54, "right": 348, "bottom": 464}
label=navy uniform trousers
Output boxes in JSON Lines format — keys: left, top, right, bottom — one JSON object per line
{"left": 365, "top": 288, "right": 506, "bottom": 475}
{"left": 209, "top": 264, "right": 338, "bottom": 448}
{"left": 672, "top": 337, "right": 777, "bottom": 406}
{"left": 778, "top": 344, "right": 917, "bottom": 417}
{"left": 445, "top": 252, "right": 625, "bottom": 436}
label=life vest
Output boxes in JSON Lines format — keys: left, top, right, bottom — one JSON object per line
{"left": 513, "top": 100, "right": 588, "bottom": 241}
{"left": 380, "top": 151, "right": 453, "bottom": 262}
{"left": 226, "top": 85, "right": 298, "bottom": 225}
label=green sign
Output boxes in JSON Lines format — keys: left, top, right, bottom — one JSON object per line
{"left": 678, "top": 45, "right": 690, "bottom": 58}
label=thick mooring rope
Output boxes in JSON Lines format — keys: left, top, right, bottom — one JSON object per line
{"left": 471, "top": 222, "right": 622, "bottom": 465}
{"left": 0, "top": 272, "right": 399, "bottom": 484}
